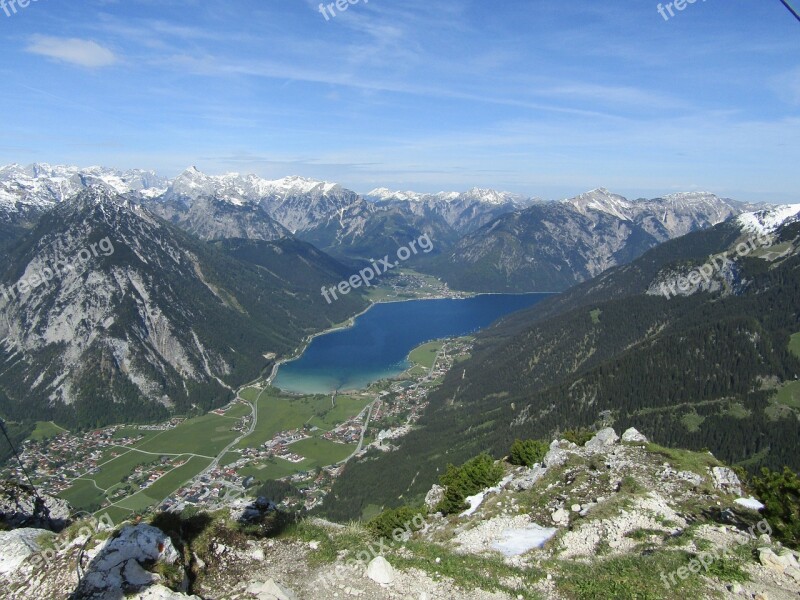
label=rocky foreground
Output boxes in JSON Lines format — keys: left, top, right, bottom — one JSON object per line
{"left": 1, "top": 428, "right": 799, "bottom": 599}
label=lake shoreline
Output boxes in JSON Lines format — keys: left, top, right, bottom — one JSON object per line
{"left": 270, "top": 292, "right": 557, "bottom": 395}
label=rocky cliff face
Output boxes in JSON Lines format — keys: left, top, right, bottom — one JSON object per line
{"left": 2, "top": 429, "right": 797, "bottom": 599}
{"left": 0, "top": 188, "right": 367, "bottom": 426}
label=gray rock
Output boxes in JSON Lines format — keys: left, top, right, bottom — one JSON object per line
{"left": 75, "top": 524, "right": 182, "bottom": 598}
{"left": 513, "top": 466, "right": 547, "bottom": 491}
{"left": 710, "top": 467, "right": 743, "bottom": 496}
{"left": 759, "top": 548, "right": 787, "bottom": 575}
{"left": 676, "top": 471, "right": 704, "bottom": 486}
{"left": 0, "top": 527, "right": 53, "bottom": 575}
{"left": 543, "top": 447, "right": 569, "bottom": 469}
{"left": 246, "top": 579, "right": 298, "bottom": 600}
{"left": 424, "top": 485, "right": 445, "bottom": 510}
{"left": 0, "top": 481, "right": 72, "bottom": 531}
{"left": 551, "top": 508, "right": 569, "bottom": 526}
{"left": 585, "top": 428, "right": 619, "bottom": 451}
{"left": 786, "top": 566, "right": 800, "bottom": 584}
{"left": 133, "top": 584, "right": 200, "bottom": 599}
{"left": 621, "top": 428, "right": 648, "bottom": 443}
{"left": 366, "top": 556, "right": 395, "bottom": 585}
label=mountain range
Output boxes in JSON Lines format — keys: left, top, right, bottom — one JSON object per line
{"left": 0, "top": 164, "right": 765, "bottom": 290}
{"left": 0, "top": 162, "right": 787, "bottom": 435}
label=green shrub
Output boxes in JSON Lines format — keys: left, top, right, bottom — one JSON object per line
{"left": 508, "top": 439, "right": 549, "bottom": 467}
{"left": 751, "top": 466, "right": 800, "bottom": 548}
{"left": 368, "top": 505, "right": 427, "bottom": 540}
{"left": 562, "top": 428, "right": 594, "bottom": 446}
{"left": 436, "top": 453, "right": 504, "bottom": 515}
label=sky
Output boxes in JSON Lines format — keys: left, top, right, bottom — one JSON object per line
{"left": 0, "top": 0, "right": 798, "bottom": 203}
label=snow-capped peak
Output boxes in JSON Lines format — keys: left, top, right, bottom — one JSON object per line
{"left": 737, "top": 204, "right": 800, "bottom": 236}
{"left": 565, "top": 188, "right": 634, "bottom": 221}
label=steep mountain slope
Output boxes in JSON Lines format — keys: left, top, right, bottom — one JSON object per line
{"left": 367, "top": 187, "right": 538, "bottom": 236}
{"left": 322, "top": 206, "right": 800, "bottom": 519}
{"left": 0, "top": 188, "right": 367, "bottom": 428}
{"left": 422, "top": 189, "right": 762, "bottom": 292}
{"left": 145, "top": 194, "right": 290, "bottom": 242}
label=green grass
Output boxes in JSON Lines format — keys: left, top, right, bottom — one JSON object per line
{"left": 239, "top": 387, "right": 263, "bottom": 403}
{"left": 102, "top": 505, "right": 136, "bottom": 524}
{"left": 140, "top": 456, "right": 211, "bottom": 502}
{"left": 590, "top": 308, "right": 602, "bottom": 324}
{"left": 91, "top": 450, "right": 161, "bottom": 489}
{"left": 394, "top": 540, "right": 545, "bottom": 599}
{"left": 555, "top": 551, "right": 707, "bottom": 599}
{"left": 222, "top": 402, "right": 253, "bottom": 419}
{"left": 59, "top": 479, "right": 105, "bottom": 511}
{"left": 135, "top": 413, "right": 238, "bottom": 456}
{"left": 724, "top": 402, "right": 751, "bottom": 419}
{"left": 408, "top": 341, "right": 444, "bottom": 369}
{"left": 29, "top": 421, "right": 67, "bottom": 441}
{"left": 775, "top": 380, "right": 800, "bottom": 409}
{"left": 307, "top": 395, "right": 371, "bottom": 430}
{"left": 110, "top": 455, "right": 211, "bottom": 513}
{"left": 292, "top": 437, "right": 355, "bottom": 464}
{"left": 790, "top": 332, "right": 800, "bottom": 359}
{"left": 235, "top": 389, "right": 331, "bottom": 449}
{"left": 644, "top": 443, "right": 721, "bottom": 475}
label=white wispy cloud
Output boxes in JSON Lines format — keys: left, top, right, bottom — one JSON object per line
{"left": 25, "top": 36, "right": 118, "bottom": 68}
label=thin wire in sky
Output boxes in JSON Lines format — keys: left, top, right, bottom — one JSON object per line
{"left": 779, "top": 0, "right": 800, "bottom": 22}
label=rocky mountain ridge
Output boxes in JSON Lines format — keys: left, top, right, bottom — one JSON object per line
{"left": 1, "top": 428, "right": 798, "bottom": 599}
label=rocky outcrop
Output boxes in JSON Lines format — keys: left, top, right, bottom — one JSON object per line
{"left": 585, "top": 427, "right": 620, "bottom": 451}
{"left": 0, "top": 481, "right": 71, "bottom": 531}
{"left": 0, "top": 527, "right": 53, "bottom": 575}
{"left": 424, "top": 485, "right": 445, "bottom": 510}
{"left": 621, "top": 427, "right": 648, "bottom": 443}
{"left": 74, "top": 524, "right": 183, "bottom": 599}
{"left": 710, "top": 466, "right": 743, "bottom": 496}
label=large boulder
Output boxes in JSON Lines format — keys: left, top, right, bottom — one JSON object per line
{"left": 0, "top": 527, "right": 53, "bottom": 575}
{"left": 585, "top": 428, "right": 619, "bottom": 451}
{"left": 621, "top": 428, "right": 648, "bottom": 443}
{"left": 543, "top": 447, "right": 569, "bottom": 469}
{"left": 0, "top": 481, "right": 72, "bottom": 531}
{"left": 74, "top": 524, "right": 183, "bottom": 599}
{"left": 424, "top": 485, "right": 445, "bottom": 510}
{"left": 513, "top": 466, "right": 547, "bottom": 491}
{"left": 366, "top": 556, "right": 395, "bottom": 585}
{"left": 133, "top": 585, "right": 200, "bottom": 599}
{"left": 710, "top": 467, "right": 743, "bottom": 496}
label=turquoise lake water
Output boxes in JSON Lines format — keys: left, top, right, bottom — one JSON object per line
{"left": 272, "top": 293, "right": 551, "bottom": 394}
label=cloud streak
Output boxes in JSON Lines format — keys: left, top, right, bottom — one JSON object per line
{"left": 25, "top": 36, "right": 118, "bottom": 68}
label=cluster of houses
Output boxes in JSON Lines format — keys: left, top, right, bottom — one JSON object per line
{"left": 0, "top": 426, "right": 143, "bottom": 496}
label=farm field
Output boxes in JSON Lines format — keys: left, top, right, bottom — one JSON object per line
{"left": 790, "top": 332, "right": 800, "bottom": 359}
{"left": 30, "top": 421, "right": 68, "bottom": 441}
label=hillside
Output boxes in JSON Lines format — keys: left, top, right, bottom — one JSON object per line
{"left": 421, "top": 190, "right": 759, "bottom": 293}
{"left": 0, "top": 189, "right": 368, "bottom": 430}
{"left": 2, "top": 429, "right": 798, "bottom": 599}
{"left": 321, "top": 207, "right": 800, "bottom": 520}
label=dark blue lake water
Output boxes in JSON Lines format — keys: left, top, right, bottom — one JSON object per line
{"left": 272, "top": 293, "right": 551, "bottom": 394}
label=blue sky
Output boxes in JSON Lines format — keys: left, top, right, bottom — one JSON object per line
{"left": 0, "top": 0, "right": 798, "bottom": 203}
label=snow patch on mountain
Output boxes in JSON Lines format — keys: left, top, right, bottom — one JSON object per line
{"left": 737, "top": 204, "right": 800, "bottom": 235}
